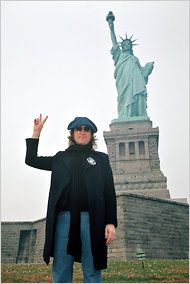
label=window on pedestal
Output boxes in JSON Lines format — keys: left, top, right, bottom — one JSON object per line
{"left": 119, "top": 142, "right": 125, "bottom": 156}
{"left": 129, "top": 142, "right": 135, "bottom": 155}
{"left": 138, "top": 141, "right": 145, "bottom": 155}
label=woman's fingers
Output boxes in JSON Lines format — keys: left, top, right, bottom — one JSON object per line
{"left": 105, "top": 224, "right": 116, "bottom": 245}
{"left": 35, "top": 114, "right": 48, "bottom": 123}
{"left": 33, "top": 114, "right": 48, "bottom": 128}
{"left": 43, "top": 115, "right": 48, "bottom": 124}
{"left": 34, "top": 119, "right": 38, "bottom": 125}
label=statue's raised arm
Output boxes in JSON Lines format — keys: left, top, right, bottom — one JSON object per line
{"left": 106, "top": 11, "right": 118, "bottom": 47}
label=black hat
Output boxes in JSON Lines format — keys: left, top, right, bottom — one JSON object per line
{"left": 67, "top": 117, "right": 97, "bottom": 133}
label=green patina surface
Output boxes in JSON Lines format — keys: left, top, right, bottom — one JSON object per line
{"left": 107, "top": 11, "right": 154, "bottom": 121}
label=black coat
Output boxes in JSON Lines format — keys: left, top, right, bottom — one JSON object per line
{"left": 25, "top": 138, "right": 117, "bottom": 270}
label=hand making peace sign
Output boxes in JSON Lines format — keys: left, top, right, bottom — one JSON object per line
{"left": 32, "top": 114, "right": 48, "bottom": 138}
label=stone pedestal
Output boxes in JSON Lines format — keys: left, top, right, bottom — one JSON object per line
{"left": 103, "top": 119, "right": 170, "bottom": 199}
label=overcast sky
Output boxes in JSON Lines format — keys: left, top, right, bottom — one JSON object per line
{"left": 1, "top": 1, "right": 189, "bottom": 221}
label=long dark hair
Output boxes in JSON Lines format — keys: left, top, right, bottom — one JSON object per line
{"left": 67, "top": 130, "right": 97, "bottom": 149}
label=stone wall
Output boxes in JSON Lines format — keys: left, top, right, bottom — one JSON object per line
{"left": 1, "top": 218, "right": 45, "bottom": 263}
{"left": 104, "top": 120, "right": 171, "bottom": 199}
{"left": 1, "top": 193, "right": 189, "bottom": 263}
{"left": 108, "top": 193, "right": 189, "bottom": 260}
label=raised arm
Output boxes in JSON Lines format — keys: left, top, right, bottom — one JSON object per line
{"left": 25, "top": 114, "right": 53, "bottom": 171}
{"left": 106, "top": 11, "right": 118, "bottom": 48}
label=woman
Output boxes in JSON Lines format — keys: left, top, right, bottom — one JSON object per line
{"left": 107, "top": 12, "right": 154, "bottom": 119}
{"left": 25, "top": 114, "right": 117, "bottom": 283}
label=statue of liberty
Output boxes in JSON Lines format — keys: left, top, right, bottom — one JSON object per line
{"left": 106, "top": 11, "right": 154, "bottom": 120}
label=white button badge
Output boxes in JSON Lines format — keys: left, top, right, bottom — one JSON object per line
{"left": 87, "top": 157, "right": 96, "bottom": 166}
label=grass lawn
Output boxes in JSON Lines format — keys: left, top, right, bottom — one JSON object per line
{"left": 1, "top": 259, "right": 189, "bottom": 283}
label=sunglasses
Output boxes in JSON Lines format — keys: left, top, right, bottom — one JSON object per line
{"left": 75, "top": 126, "right": 91, "bottom": 132}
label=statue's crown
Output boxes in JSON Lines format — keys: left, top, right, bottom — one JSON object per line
{"left": 119, "top": 33, "right": 138, "bottom": 47}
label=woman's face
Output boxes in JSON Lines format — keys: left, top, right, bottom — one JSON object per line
{"left": 73, "top": 125, "right": 92, "bottom": 145}
{"left": 121, "top": 40, "right": 132, "bottom": 51}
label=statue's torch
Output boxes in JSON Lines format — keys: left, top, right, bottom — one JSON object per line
{"left": 106, "top": 11, "right": 115, "bottom": 29}
{"left": 106, "top": 11, "right": 115, "bottom": 22}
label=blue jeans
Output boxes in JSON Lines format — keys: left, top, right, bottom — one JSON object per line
{"left": 52, "top": 211, "right": 102, "bottom": 283}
